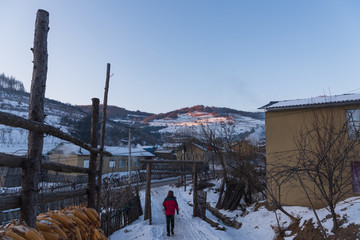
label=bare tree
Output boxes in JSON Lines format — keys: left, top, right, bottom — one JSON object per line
{"left": 198, "top": 121, "right": 236, "bottom": 208}
{"left": 293, "top": 108, "right": 360, "bottom": 231}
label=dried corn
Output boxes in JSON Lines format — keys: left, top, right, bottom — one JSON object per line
{"left": 73, "top": 210, "right": 90, "bottom": 224}
{"left": 36, "top": 222, "right": 53, "bottom": 232}
{"left": 88, "top": 208, "right": 99, "bottom": 219}
{"left": 84, "top": 208, "right": 98, "bottom": 223}
{"left": 74, "top": 227, "right": 81, "bottom": 240}
{"left": 40, "top": 230, "right": 60, "bottom": 240}
{"left": 5, "top": 231, "right": 26, "bottom": 240}
{"left": 50, "top": 213, "right": 74, "bottom": 230}
{"left": 25, "top": 229, "right": 45, "bottom": 240}
{"left": 52, "top": 225, "right": 67, "bottom": 239}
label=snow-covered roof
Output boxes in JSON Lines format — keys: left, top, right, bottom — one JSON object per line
{"left": 260, "top": 94, "right": 360, "bottom": 111}
{"left": 193, "top": 143, "right": 208, "bottom": 152}
{"left": 105, "top": 145, "right": 155, "bottom": 157}
{"left": 48, "top": 143, "right": 155, "bottom": 157}
{"left": 47, "top": 142, "right": 90, "bottom": 155}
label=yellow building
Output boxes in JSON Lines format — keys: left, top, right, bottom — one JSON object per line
{"left": 229, "top": 140, "right": 255, "bottom": 158}
{"left": 261, "top": 94, "right": 360, "bottom": 207}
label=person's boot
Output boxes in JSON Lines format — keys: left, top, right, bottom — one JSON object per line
{"left": 171, "top": 230, "right": 174, "bottom": 235}
{"left": 167, "top": 232, "right": 170, "bottom": 236}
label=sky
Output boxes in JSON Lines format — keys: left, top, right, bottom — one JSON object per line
{"left": 1, "top": 1, "right": 360, "bottom": 114}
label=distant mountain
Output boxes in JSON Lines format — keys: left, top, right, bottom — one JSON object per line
{"left": 77, "top": 105, "right": 153, "bottom": 122}
{"left": 142, "top": 105, "right": 265, "bottom": 144}
{"left": 0, "top": 74, "right": 265, "bottom": 152}
{"left": 142, "top": 105, "right": 264, "bottom": 123}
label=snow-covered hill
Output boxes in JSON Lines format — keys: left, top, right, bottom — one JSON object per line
{"left": 0, "top": 86, "right": 265, "bottom": 155}
{"left": 148, "top": 110, "right": 265, "bottom": 145}
{"left": 0, "top": 88, "right": 86, "bottom": 155}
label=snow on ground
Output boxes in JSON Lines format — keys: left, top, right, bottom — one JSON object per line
{"left": 110, "top": 180, "right": 360, "bottom": 240}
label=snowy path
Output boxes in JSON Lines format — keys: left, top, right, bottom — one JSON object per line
{"left": 109, "top": 181, "right": 360, "bottom": 240}
{"left": 109, "top": 184, "right": 241, "bottom": 240}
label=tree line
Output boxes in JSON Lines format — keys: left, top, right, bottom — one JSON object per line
{"left": 0, "top": 73, "right": 25, "bottom": 92}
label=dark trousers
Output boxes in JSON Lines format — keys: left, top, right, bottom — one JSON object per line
{"left": 166, "top": 215, "right": 175, "bottom": 234}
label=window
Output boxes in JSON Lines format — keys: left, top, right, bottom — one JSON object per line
{"left": 109, "top": 159, "right": 116, "bottom": 168}
{"left": 136, "top": 159, "right": 140, "bottom": 167}
{"left": 119, "top": 159, "right": 125, "bottom": 168}
{"left": 351, "top": 161, "right": 360, "bottom": 193}
{"left": 346, "top": 109, "right": 360, "bottom": 139}
{"left": 83, "top": 159, "right": 89, "bottom": 168}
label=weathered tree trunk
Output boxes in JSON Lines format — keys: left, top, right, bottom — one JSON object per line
{"left": 216, "top": 180, "right": 225, "bottom": 209}
{"left": 87, "top": 98, "right": 99, "bottom": 208}
{"left": 20, "top": 9, "right": 49, "bottom": 228}
{"left": 215, "top": 154, "right": 228, "bottom": 209}
{"left": 96, "top": 63, "right": 111, "bottom": 211}
{"left": 229, "top": 184, "right": 245, "bottom": 211}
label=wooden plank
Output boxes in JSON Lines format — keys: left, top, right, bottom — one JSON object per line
{"left": 151, "top": 171, "right": 192, "bottom": 175}
{"left": 0, "top": 153, "right": 25, "bottom": 168}
{"left": 139, "top": 159, "right": 204, "bottom": 164}
{"left": 0, "top": 189, "right": 87, "bottom": 211}
{"left": 38, "top": 188, "right": 87, "bottom": 204}
{"left": 0, "top": 155, "right": 89, "bottom": 174}
{"left": 0, "top": 194, "right": 21, "bottom": 211}
{"left": 0, "top": 111, "right": 111, "bottom": 156}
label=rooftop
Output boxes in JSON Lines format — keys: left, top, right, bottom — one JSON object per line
{"left": 260, "top": 94, "right": 360, "bottom": 111}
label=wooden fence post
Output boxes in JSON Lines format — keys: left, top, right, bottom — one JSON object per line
{"left": 88, "top": 98, "right": 99, "bottom": 208}
{"left": 20, "top": 9, "right": 49, "bottom": 228}
{"left": 96, "top": 63, "right": 111, "bottom": 211}
{"left": 144, "top": 162, "right": 152, "bottom": 224}
{"left": 192, "top": 162, "right": 198, "bottom": 217}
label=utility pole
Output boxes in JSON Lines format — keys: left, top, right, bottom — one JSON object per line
{"left": 128, "top": 128, "right": 131, "bottom": 184}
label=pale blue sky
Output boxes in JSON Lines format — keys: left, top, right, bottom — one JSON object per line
{"left": 1, "top": 1, "right": 360, "bottom": 114}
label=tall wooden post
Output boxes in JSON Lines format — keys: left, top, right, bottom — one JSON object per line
{"left": 88, "top": 98, "right": 99, "bottom": 208}
{"left": 192, "top": 162, "right": 198, "bottom": 217}
{"left": 128, "top": 128, "right": 131, "bottom": 184}
{"left": 96, "top": 63, "right": 111, "bottom": 210}
{"left": 144, "top": 162, "right": 152, "bottom": 224}
{"left": 21, "top": 9, "right": 49, "bottom": 228}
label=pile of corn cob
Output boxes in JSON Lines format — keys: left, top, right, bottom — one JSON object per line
{"left": 1, "top": 206, "right": 107, "bottom": 240}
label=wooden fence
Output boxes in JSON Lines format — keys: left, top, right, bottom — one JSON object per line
{"left": 101, "top": 194, "right": 143, "bottom": 237}
{"left": 0, "top": 9, "right": 112, "bottom": 228}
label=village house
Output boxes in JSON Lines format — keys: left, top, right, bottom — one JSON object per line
{"left": 229, "top": 139, "right": 255, "bottom": 158}
{"left": 176, "top": 142, "right": 209, "bottom": 162}
{"left": 261, "top": 94, "right": 360, "bottom": 207}
{"left": 47, "top": 142, "right": 155, "bottom": 176}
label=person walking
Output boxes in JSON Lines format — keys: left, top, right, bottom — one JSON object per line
{"left": 162, "top": 190, "right": 179, "bottom": 236}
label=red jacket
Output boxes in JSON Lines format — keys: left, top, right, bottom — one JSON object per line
{"left": 163, "top": 196, "right": 179, "bottom": 216}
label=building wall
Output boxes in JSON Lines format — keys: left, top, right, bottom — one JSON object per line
{"left": 266, "top": 105, "right": 359, "bottom": 207}
{"left": 232, "top": 140, "right": 255, "bottom": 157}
{"left": 176, "top": 146, "right": 207, "bottom": 162}
{"left": 48, "top": 154, "right": 150, "bottom": 176}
